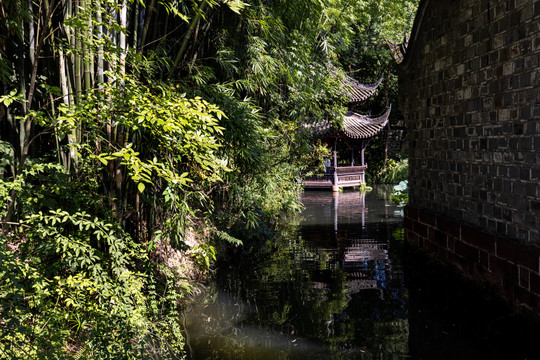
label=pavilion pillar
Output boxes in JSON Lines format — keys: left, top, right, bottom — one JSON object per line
{"left": 360, "top": 140, "right": 366, "bottom": 184}
{"left": 360, "top": 140, "right": 365, "bottom": 166}
{"left": 332, "top": 138, "right": 339, "bottom": 192}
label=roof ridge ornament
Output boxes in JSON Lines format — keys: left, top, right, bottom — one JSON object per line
{"left": 385, "top": 33, "right": 409, "bottom": 64}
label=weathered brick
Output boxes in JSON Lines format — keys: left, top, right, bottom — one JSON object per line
{"left": 530, "top": 294, "right": 540, "bottom": 312}
{"left": 431, "top": 228, "right": 448, "bottom": 248}
{"left": 480, "top": 250, "right": 489, "bottom": 269}
{"left": 530, "top": 273, "right": 540, "bottom": 295}
{"left": 496, "top": 239, "right": 540, "bottom": 271}
{"left": 461, "top": 225, "right": 496, "bottom": 252}
{"left": 437, "top": 217, "right": 461, "bottom": 238}
{"left": 404, "top": 217, "right": 413, "bottom": 231}
{"left": 413, "top": 221, "right": 428, "bottom": 239}
{"left": 502, "top": 279, "right": 515, "bottom": 301}
{"left": 404, "top": 206, "right": 419, "bottom": 221}
{"left": 514, "top": 285, "right": 532, "bottom": 308}
{"left": 531, "top": 200, "right": 540, "bottom": 213}
{"left": 405, "top": 229, "right": 414, "bottom": 242}
{"left": 455, "top": 239, "right": 480, "bottom": 262}
{"left": 399, "top": 0, "right": 540, "bottom": 313}
{"left": 418, "top": 209, "right": 437, "bottom": 226}
{"left": 519, "top": 266, "right": 531, "bottom": 290}
{"left": 424, "top": 239, "right": 441, "bottom": 254}
{"left": 490, "top": 255, "right": 519, "bottom": 282}
{"left": 448, "top": 252, "right": 474, "bottom": 275}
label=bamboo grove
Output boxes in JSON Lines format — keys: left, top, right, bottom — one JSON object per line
{"left": 0, "top": 0, "right": 418, "bottom": 357}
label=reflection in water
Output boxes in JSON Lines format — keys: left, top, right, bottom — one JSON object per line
{"left": 184, "top": 187, "right": 407, "bottom": 359}
{"left": 184, "top": 186, "right": 540, "bottom": 359}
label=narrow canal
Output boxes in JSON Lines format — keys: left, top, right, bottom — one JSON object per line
{"left": 183, "top": 186, "right": 540, "bottom": 359}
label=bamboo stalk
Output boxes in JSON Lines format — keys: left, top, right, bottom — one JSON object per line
{"left": 82, "top": 0, "right": 92, "bottom": 91}
{"left": 64, "top": 0, "right": 73, "bottom": 43}
{"left": 82, "top": 0, "right": 92, "bottom": 92}
{"left": 138, "top": 0, "right": 156, "bottom": 53}
{"left": 28, "top": 0, "right": 35, "bottom": 66}
{"left": 96, "top": 0, "right": 104, "bottom": 86}
{"left": 58, "top": 43, "right": 73, "bottom": 170}
{"left": 132, "top": 0, "right": 139, "bottom": 49}
{"left": 88, "top": 3, "right": 94, "bottom": 87}
{"left": 119, "top": 0, "right": 127, "bottom": 74}
{"left": 58, "top": 44, "right": 70, "bottom": 103}
{"left": 169, "top": 0, "right": 208, "bottom": 78}
{"left": 74, "top": 33, "right": 82, "bottom": 100}
{"left": 6, "top": 0, "right": 51, "bottom": 221}
{"left": 108, "top": 1, "right": 117, "bottom": 76}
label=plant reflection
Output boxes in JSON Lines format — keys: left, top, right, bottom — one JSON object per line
{"left": 184, "top": 186, "right": 407, "bottom": 359}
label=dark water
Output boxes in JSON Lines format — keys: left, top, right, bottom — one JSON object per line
{"left": 183, "top": 186, "right": 540, "bottom": 360}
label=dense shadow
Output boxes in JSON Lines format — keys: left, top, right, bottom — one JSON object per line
{"left": 406, "top": 248, "right": 540, "bottom": 360}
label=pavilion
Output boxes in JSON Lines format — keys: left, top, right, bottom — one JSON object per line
{"left": 303, "top": 74, "right": 391, "bottom": 191}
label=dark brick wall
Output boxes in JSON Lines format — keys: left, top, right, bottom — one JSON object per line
{"left": 405, "top": 207, "right": 540, "bottom": 311}
{"left": 399, "top": 0, "right": 540, "bottom": 244}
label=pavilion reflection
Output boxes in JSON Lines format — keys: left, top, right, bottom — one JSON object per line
{"left": 299, "top": 189, "right": 401, "bottom": 296}
{"left": 297, "top": 189, "right": 408, "bottom": 354}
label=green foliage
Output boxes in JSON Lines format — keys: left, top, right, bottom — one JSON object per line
{"left": 191, "top": 243, "right": 217, "bottom": 269}
{"left": 0, "top": 0, "right": 420, "bottom": 356}
{"left": 54, "top": 75, "right": 230, "bottom": 248}
{"left": 190, "top": 85, "right": 305, "bottom": 235}
{"left": 392, "top": 227, "right": 405, "bottom": 242}
{"left": 0, "top": 89, "right": 24, "bottom": 109}
{"left": 336, "top": 0, "right": 418, "bottom": 185}
{"left": 365, "top": 0, "right": 420, "bottom": 43}
{"left": 0, "top": 163, "right": 67, "bottom": 219}
{"left": 0, "top": 74, "right": 228, "bottom": 357}
{"left": 0, "top": 210, "right": 185, "bottom": 359}
{"left": 376, "top": 159, "right": 409, "bottom": 184}
{"left": 391, "top": 180, "right": 409, "bottom": 207}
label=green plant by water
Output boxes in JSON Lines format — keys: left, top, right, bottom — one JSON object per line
{"left": 392, "top": 180, "right": 409, "bottom": 206}
{"left": 0, "top": 0, "right": 419, "bottom": 357}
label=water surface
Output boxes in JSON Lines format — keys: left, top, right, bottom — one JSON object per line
{"left": 184, "top": 186, "right": 540, "bottom": 359}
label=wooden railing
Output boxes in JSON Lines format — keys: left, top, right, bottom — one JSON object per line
{"left": 303, "top": 165, "right": 367, "bottom": 183}
{"left": 336, "top": 165, "right": 367, "bottom": 175}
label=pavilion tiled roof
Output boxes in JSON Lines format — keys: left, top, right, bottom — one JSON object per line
{"left": 301, "top": 68, "right": 390, "bottom": 140}
{"left": 304, "top": 106, "right": 391, "bottom": 140}
{"left": 342, "top": 106, "right": 391, "bottom": 139}
{"left": 343, "top": 75, "right": 384, "bottom": 103}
